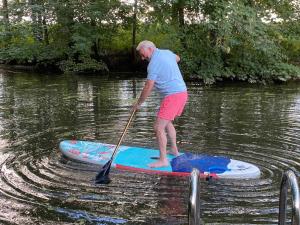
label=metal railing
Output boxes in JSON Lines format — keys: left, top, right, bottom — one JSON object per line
{"left": 278, "top": 170, "right": 300, "bottom": 225}
{"left": 188, "top": 168, "right": 201, "bottom": 225}
{"left": 188, "top": 169, "right": 300, "bottom": 225}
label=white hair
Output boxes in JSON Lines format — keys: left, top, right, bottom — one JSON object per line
{"left": 136, "top": 40, "right": 156, "bottom": 51}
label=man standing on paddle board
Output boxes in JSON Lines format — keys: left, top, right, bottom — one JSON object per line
{"left": 132, "top": 40, "right": 188, "bottom": 168}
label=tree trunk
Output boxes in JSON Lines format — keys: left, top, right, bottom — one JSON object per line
{"left": 29, "top": 0, "right": 44, "bottom": 41}
{"left": 42, "top": 16, "right": 49, "bottom": 44}
{"left": 131, "top": 0, "right": 138, "bottom": 65}
{"left": 55, "top": 0, "right": 74, "bottom": 47}
{"left": 172, "top": 0, "right": 184, "bottom": 27}
{"left": 178, "top": 0, "right": 185, "bottom": 28}
{"left": 172, "top": 0, "right": 186, "bottom": 47}
{"left": 2, "top": 0, "right": 9, "bottom": 25}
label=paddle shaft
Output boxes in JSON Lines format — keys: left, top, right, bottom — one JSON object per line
{"left": 95, "top": 107, "right": 137, "bottom": 183}
{"left": 110, "top": 108, "right": 137, "bottom": 161}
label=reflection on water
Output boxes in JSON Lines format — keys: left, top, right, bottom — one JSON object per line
{"left": 0, "top": 69, "right": 299, "bottom": 224}
{"left": 55, "top": 208, "right": 127, "bottom": 224}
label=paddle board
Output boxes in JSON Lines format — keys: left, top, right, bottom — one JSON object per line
{"left": 59, "top": 140, "right": 261, "bottom": 179}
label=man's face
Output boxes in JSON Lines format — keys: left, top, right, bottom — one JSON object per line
{"left": 138, "top": 47, "right": 151, "bottom": 61}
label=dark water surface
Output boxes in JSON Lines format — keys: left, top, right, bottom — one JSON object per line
{"left": 0, "top": 69, "right": 299, "bottom": 224}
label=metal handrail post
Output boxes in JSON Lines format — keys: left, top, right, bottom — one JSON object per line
{"left": 188, "top": 168, "right": 201, "bottom": 225}
{"left": 278, "top": 170, "right": 300, "bottom": 225}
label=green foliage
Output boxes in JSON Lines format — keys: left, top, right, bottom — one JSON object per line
{"left": 71, "top": 24, "right": 96, "bottom": 55}
{"left": 138, "top": 23, "right": 181, "bottom": 50}
{"left": 0, "top": 0, "right": 299, "bottom": 82}
{"left": 110, "top": 29, "right": 132, "bottom": 51}
{"left": 0, "top": 23, "right": 40, "bottom": 64}
{"left": 276, "top": 21, "right": 300, "bottom": 63}
{"left": 59, "top": 56, "right": 108, "bottom": 73}
{"left": 282, "top": 38, "right": 300, "bottom": 62}
{"left": 0, "top": 45, "right": 37, "bottom": 64}
{"left": 177, "top": 0, "right": 300, "bottom": 83}
{"left": 267, "top": 63, "right": 300, "bottom": 81}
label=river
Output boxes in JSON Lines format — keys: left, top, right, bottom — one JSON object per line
{"left": 0, "top": 69, "right": 299, "bottom": 224}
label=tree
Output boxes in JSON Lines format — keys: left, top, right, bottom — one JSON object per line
{"left": 2, "top": 0, "right": 9, "bottom": 25}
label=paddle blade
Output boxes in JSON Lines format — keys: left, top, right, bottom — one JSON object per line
{"left": 95, "top": 160, "right": 112, "bottom": 184}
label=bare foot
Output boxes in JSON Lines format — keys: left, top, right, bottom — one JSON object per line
{"left": 148, "top": 159, "right": 169, "bottom": 168}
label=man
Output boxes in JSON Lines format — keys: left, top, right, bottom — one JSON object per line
{"left": 133, "top": 40, "right": 188, "bottom": 168}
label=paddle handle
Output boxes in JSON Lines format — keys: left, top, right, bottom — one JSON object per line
{"left": 110, "top": 107, "right": 137, "bottom": 160}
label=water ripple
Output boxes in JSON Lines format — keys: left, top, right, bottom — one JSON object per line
{"left": 0, "top": 74, "right": 299, "bottom": 224}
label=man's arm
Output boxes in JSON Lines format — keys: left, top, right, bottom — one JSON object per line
{"left": 134, "top": 79, "right": 155, "bottom": 109}
{"left": 176, "top": 55, "right": 180, "bottom": 63}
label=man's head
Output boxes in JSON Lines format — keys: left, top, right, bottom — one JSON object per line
{"left": 136, "top": 40, "right": 156, "bottom": 61}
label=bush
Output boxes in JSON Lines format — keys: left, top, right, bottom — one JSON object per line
{"left": 59, "top": 56, "right": 108, "bottom": 73}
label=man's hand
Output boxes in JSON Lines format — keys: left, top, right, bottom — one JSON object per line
{"left": 131, "top": 79, "right": 154, "bottom": 112}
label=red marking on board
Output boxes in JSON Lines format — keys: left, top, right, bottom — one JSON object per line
{"left": 115, "top": 165, "right": 219, "bottom": 179}
{"left": 99, "top": 151, "right": 110, "bottom": 155}
{"left": 69, "top": 149, "right": 80, "bottom": 155}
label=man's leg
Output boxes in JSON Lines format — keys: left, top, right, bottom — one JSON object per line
{"left": 166, "top": 122, "right": 179, "bottom": 156}
{"left": 148, "top": 117, "right": 170, "bottom": 168}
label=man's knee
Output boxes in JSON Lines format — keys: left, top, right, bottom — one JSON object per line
{"left": 154, "top": 118, "right": 170, "bottom": 134}
{"left": 154, "top": 123, "right": 164, "bottom": 135}
{"left": 154, "top": 124, "right": 161, "bottom": 134}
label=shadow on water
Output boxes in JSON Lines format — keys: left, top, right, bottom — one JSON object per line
{"left": 0, "top": 69, "right": 300, "bottom": 224}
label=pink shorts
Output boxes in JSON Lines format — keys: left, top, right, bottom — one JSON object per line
{"left": 157, "top": 91, "right": 188, "bottom": 121}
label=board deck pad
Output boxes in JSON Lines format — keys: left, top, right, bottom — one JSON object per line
{"left": 59, "top": 140, "right": 261, "bottom": 179}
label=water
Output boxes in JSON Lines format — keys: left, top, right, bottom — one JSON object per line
{"left": 0, "top": 69, "right": 299, "bottom": 224}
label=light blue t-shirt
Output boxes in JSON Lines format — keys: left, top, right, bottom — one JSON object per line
{"left": 147, "top": 49, "right": 187, "bottom": 97}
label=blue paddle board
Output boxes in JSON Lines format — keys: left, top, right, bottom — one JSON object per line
{"left": 59, "top": 140, "right": 261, "bottom": 179}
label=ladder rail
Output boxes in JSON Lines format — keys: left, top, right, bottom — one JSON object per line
{"left": 278, "top": 170, "right": 300, "bottom": 225}
{"left": 188, "top": 168, "right": 201, "bottom": 225}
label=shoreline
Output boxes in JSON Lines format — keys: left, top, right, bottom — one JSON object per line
{"left": 1, "top": 63, "right": 300, "bottom": 85}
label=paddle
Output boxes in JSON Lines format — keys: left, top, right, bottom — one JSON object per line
{"left": 95, "top": 107, "right": 137, "bottom": 184}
